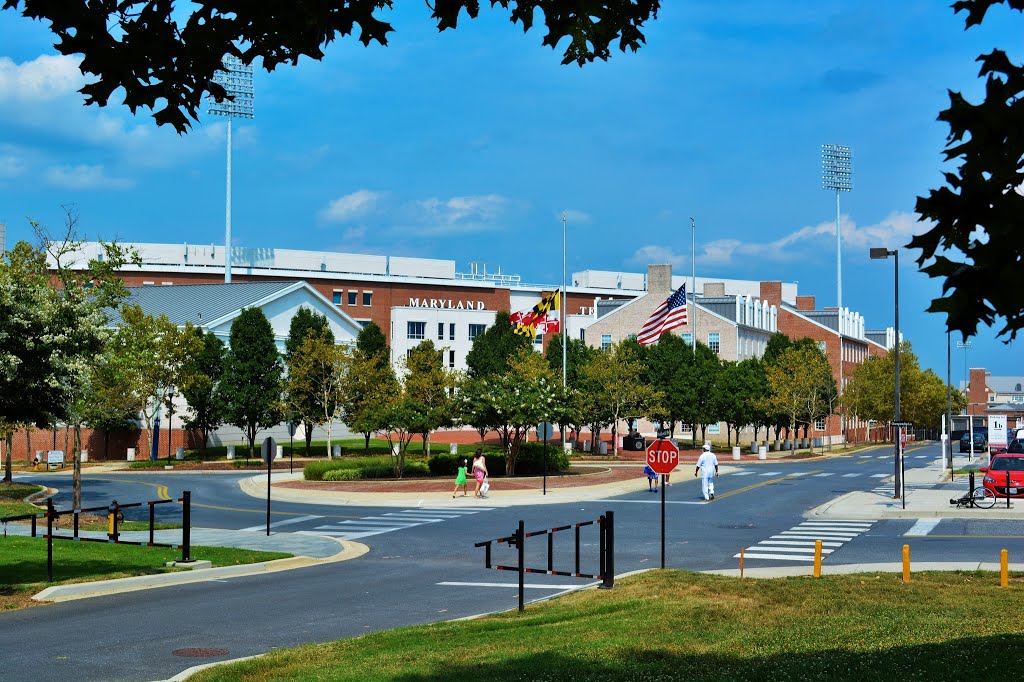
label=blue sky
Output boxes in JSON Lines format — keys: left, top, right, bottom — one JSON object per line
{"left": 0, "top": 1, "right": 1020, "bottom": 386}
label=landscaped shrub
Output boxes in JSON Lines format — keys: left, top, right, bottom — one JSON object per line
{"left": 428, "top": 452, "right": 507, "bottom": 477}
{"left": 305, "top": 457, "right": 431, "bottom": 480}
{"left": 515, "top": 442, "right": 570, "bottom": 475}
{"left": 128, "top": 460, "right": 170, "bottom": 469}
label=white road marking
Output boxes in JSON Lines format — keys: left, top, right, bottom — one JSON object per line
{"left": 760, "top": 540, "right": 843, "bottom": 548}
{"left": 812, "top": 473, "right": 834, "bottom": 477}
{"left": 238, "top": 515, "right": 322, "bottom": 532}
{"left": 904, "top": 518, "right": 942, "bottom": 536}
{"left": 731, "top": 471, "right": 755, "bottom": 476}
{"left": 737, "top": 521, "right": 875, "bottom": 562}
{"left": 757, "top": 471, "right": 782, "bottom": 476}
{"left": 841, "top": 473, "right": 860, "bottom": 478}
{"left": 871, "top": 473, "right": 888, "bottom": 478}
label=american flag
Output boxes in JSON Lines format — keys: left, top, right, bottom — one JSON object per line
{"left": 637, "top": 284, "right": 688, "bottom": 346}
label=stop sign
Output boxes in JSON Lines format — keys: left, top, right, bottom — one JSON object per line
{"left": 646, "top": 438, "right": 679, "bottom": 475}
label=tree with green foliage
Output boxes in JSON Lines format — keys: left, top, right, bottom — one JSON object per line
{"left": 454, "top": 373, "right": 498, "bottom": 446}
{"left": 286, "top": 330, "right": 350, "bottom": 457}
{"left": 644, "top": 332, "right": 690, "bottom": 436}
{"left": 285, "top": 309, "right": 334, "bottom": 453}
{"left": 345, "top": 349, "right": 399, "bottom": 453}
{"left": 680, "top": 342, "right": 722, "bottom": 446}
{"left": 404, "top": 340, "right": 456, "bottom": 457}
{"left": 544, "top": 332, "right": 596, "bottom": 387}
{"left": 109, "top": 304, "right": 203, "bottom": 461}
{"left": 465, "top": 311, "right": 531, "bottom": 379}
{"left": 181, "top": 330, "right": 227, "bottom": 449}
{"left": 763, "top": 346, "right": 831, "bottom": 450}
{"left": 2, "top": 1, "right": 662, "bottom": 133}
{"left": 913, "top": 0, "right": 1024, "bottom": 341}
{"left": 0, "top": 213, "right": 134, "bottom": 489}
{"left": 220, "top": 308, "right": 284, "bottom": 458}
{"left": 486, "top": 348, "right": 561, "bottom": 475}
{"left": 579, "top": 342, "right": 662, "bottom": 456}
{"left": 356, "top": 321, "right": 389, "bottom": 365}
{"left": 715, "top": 358, "right": 767, "bottom": 447}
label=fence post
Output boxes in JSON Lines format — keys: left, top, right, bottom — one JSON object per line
{"left": 73, "top": 507, "right": 79, "bottom": 539}
{"left": 181, "top": 490, "right": 192, "bottom": 562}
{"left": 600, "top": 510, "right": 615, "bottom": 589}
{"left": 517, "top": 520, "right": 525, "bottom": 613}
{"left": 968, "top": 471, "right": 975, "bottom": 506}
{"left": 31, "top": 512, "right": 37, "bottom": 538}
{"left": 46, "top": 498, "right": 54, "bottom": 582}
{"left": 1007, "top": 471, "right": 1011, "bottom": 510}
{"left": 149, "top": 502, "right": 156, "bottom": 546}
{"left": 598, "top": 514, "right": 606, "bottom": 580}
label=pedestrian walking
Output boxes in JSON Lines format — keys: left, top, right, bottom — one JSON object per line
{"left": 643, "top": 464, "right": 659, "bottom": 492}
{"left": 452, "top": 458, "right": 469, "bottom": 497}
{"left": 694, "top": 442, "right": 719, "bottom": 501}
{"left": 472, "top": 449, "right": 489, "bottom": 498}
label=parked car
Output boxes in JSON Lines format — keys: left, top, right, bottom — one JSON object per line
{"left": 981, "top": 451, "right": 1024, "bottom": 498}
{"left": 960, "top": 431, "right": 987, "bottom": 453}
{"left": 992, "top": 438, "right": 1024, "bottom": 454}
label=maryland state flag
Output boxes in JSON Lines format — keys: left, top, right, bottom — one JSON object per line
{"left": 511, "top": 291, "right": 561, "bottom": 338}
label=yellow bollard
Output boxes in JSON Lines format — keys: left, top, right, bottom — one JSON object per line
{"left": 107, "top": 512, "right": 115, "bottom": 537}
{"left": 813, "top": 540, "right": 822, "bottom": 577}
{"left": 1001, "top": 549, "right": 1008, "bottom": 588}
{"left": 902, "top": 544, "right": 911, "bottom": 583}
{"left": 739, "top": 547, "right": 745, "bottom": 579}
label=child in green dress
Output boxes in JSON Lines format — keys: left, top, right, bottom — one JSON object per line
{"left": 452, "top": 458, "right": 469, "bottom": 497}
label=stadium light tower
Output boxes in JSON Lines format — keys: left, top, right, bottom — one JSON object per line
{"left": 822, "top": 144, "right": 852, "bottom": 309}
{"left": 208, "top": 55, "right": 254, "bottom": 283}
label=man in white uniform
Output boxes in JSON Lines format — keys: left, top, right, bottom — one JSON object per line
{"left": 694, "top": 442, "right": 719, "bottom": 501}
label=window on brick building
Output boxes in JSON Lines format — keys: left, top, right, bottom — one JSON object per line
{"left": 468, "top": 323, "right": 486, "bottom": 340}
{"left": 815, "top": 417, "right": 827, "bottom": 431}
{"left": 437, "top": 322, "right": 444, "bottom": 340}
{"left": 347, "top": 291, "right": 357, "bottom": 305}
{"left": 332, "top": 290, "right": 342, "bottom": 304}
{"left": 362, "top": 291, "right": 372, "bottom": 306}
{"left": 708, "top": 332, "right": 720, "bottom": 354}
{"left": 407, "top": 321, "right": 425, "bottom": 340}
{"left": 601, "top": 334, "right": 612, "bottom": 351}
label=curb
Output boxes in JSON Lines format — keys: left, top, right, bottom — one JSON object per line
{"left": 704, "top": 561, "right": 1024, "bottom": 578}
{"left": 31, "top": 537, "right": 369, "bottom": 603}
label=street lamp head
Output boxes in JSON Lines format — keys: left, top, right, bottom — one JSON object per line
{"left": 869, "top": 247, "right": 893, "bottom": 260}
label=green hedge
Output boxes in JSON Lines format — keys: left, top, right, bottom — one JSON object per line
{"left": 305, "top": 457, "right": 431, "bottom": 481}
{"left": 428, "top": 443, "right": 568, "bottom": 478}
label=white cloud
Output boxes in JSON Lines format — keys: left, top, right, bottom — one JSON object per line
{"left": 627, "top": 245, "right": 688, "bottom": 269}
{"left": 560, "top": 209, "right": 592, "bottom": 224}
{"left": 414, "top": 194, "right": 508, "bottom": 235}
{"left": 45, "top": 164, "right": 134, "bottom": 190}
{"left": 0, "top": 55, "right": 83, "bottom": 103}
{"left": 679, "top": 211, "right": 922, "bottom": 267}
{"left": 318, "top": 189, "right": 383, "bottom": 223}
{"left": 0, "top": 154, "right": 25, "bottom": 179}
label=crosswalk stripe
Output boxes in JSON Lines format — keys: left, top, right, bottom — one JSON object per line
{"left": 904, "top": 518, "right": 942, "bottom": 536}
{"left": 841, "top": 473, "right": 860, "bottom": 478}
{"left": 731, "top": 471, "right": 755, "bottom": 476}
{"left": 796, "top": 521, "right": 872, "bottom": 527}
{"left": 744, "top": 545, "right": 834, "bottom": 554}
{"left": 238, "top": 515, "right": 322, "bottom": 532}
{"left": 876, "top": 455, "right": 888, "bottom": 459}
{"left": 871, "top": 473, "right": 888, "bottom": 478}
{"left": 776, "top": 533, "right": 858, "bottom": 542}
{"left": 760, "top": 540, "right": 843, "bottom": 548}
{"left": 859, "top": 455, "right": 873, "bottom": 458}
{"left": 786, "top": 471, "right": 811, "bottom": 477}
{"left": 734, "top": 553, "right": 814, "bottom": 562}
{"left": 757, "top": 471, "right": 782, "bottom": 476}
{"left": 812, "top": 472, "right": 834, "bottom": 477}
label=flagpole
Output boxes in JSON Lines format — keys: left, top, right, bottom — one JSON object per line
{"left": 690, "top": 217, "right": 696, "bottom": 357}
{"left": 562, "top": 211, "right": 567, "bottom": 389}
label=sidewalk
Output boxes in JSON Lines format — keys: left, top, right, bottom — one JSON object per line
{"left": 2, "top": 522, "right": 366, "bottom": 603}
{"left": 811, "top": 452, "right": 1021, "bottom": 520}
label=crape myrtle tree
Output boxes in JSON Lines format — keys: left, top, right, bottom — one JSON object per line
{"left": 181, "top": 330, "right": 227, "bottom": 450}
{"left": 220, "top": 308, "right": 284, "bottom": 458}
{"left": 0, "top": 214, "right": 134, "bottom": 503}
{"left": 481, "top": 348, "right": 561, "bottom": 476}
{"left": 545, "top": 332, "right": 596, "bottom": 445}
{"left": 2, "top": 2, "right": 663, "bottom": 133}
{"left": 284, "top": 309, "right": 334, "bottom": 454}
{"left": 579, "top": 341, "right": 662, "bottom": 457}
{"left": 913, "top": 0, "right": 1024, "bottom": 342}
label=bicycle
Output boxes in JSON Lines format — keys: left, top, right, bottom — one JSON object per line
{"left": 950, "top": 486, "right": 996, "bottom": 509}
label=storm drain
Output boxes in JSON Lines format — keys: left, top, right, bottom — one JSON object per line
{"left": 172, "top": 647, "right": 229, "bottom": 658}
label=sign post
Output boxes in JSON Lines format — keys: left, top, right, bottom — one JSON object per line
{"left": 892, "top": 421, "right": 913, "bottom": 510}
{"left": 537, "top": 422, "right": 555, "bottom": 495}
{"left": 646, "top": 439, "right": 679, "bottom": 569}
{"left": 261, "top": 436, "right": 276, "bottom": 536}
{"left": 287, "top": 421, "right": 298, "bottom": 474}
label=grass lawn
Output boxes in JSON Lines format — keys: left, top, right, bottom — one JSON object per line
{"left": 0, "top": 536, "right": 289, "bottom": 610}
{"left": 191, "top": 570, "right": 1023, "bottom": 682}
{"left": 0, "top": 482, "right": 44, "bottom": 518}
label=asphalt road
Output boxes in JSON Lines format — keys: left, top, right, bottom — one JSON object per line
{"left": 4, "top": 442, "right": 1021, "bottom": 682}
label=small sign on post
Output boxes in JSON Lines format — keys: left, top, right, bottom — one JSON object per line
{"left": 645, "top": 439, "right": 679, "bottom": 569}
{"left": 537, "top": 422, "right": 555, "bottom": 495}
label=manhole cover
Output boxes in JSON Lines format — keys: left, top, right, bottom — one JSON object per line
{"left": 172, "top": 647, "right": 229, "bottom": 658}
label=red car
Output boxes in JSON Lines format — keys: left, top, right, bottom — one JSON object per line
{"left": 981, "top": 451, "right": 1024, "bottom": 498}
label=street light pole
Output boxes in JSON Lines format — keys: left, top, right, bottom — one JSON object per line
{"left": 166, "top": 386, "right": 175, "bottom": 463}
{"left": 208, "top": 55, "right": 254, "bottom": 283}
{"left": 690, "top": 217, "right": 696, "bottom": 357}
{"left": 946, "top": 331, "right": 953, "bottom": 473}
{"left": 823, "top": 144, "right": 852, "bottom": 442}
{"left": 870, "top": 247, "right": 900, "bottom": 498}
